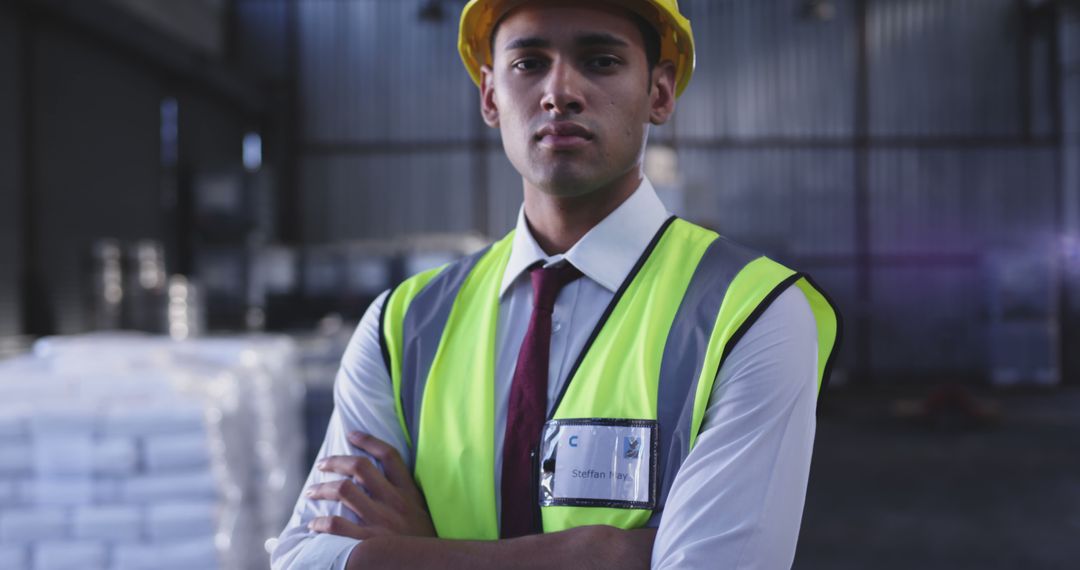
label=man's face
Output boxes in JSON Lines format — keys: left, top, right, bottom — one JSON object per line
{"left": 480, "top": 2, "right": 675, "bottom": 198}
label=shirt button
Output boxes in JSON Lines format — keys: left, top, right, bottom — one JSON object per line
{"left": 552, "top": 320, "right": 562, "bottom": 333}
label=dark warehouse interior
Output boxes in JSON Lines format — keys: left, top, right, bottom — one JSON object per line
{"left": 0, "top": 0, "right": 1079, "bottom": 568}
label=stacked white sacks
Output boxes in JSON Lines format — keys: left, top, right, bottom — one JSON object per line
{"left": 0, "top": 333, "right": 304, "bottom": 570}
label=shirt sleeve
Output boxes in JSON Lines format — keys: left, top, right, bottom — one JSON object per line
{"left": 651, "top": 286, "right": 820, "bottom": 570}
{"left": 271, "top": 290, "right": 410, "bottom": 570}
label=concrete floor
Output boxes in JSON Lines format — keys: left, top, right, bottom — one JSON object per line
{"left": 794, "top": 387, "right": 1080, "bottom": 570}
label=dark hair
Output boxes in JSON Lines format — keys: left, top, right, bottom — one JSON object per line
{"left": 489, "top": 8, "right": 662, "bottom": 75}
{"left": 633, "top": 13, "right": 662, "bottom": 74}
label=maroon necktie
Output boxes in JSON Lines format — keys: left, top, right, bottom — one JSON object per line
{"left": 500, "top": 261, "right": 583, "bottom": 538}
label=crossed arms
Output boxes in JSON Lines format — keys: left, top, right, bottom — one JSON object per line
{"left": 306, "top": 431, "right": 655, "bottom": 569}
{"left": 272, "top": 286, "right": 819, "bottom": 569}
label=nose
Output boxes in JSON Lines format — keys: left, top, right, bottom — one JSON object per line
{"left": 540, "top": 59, "right": 585, "bottom": 115}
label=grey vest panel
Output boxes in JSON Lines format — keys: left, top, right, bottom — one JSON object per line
{"left": 399, "top": 247, "right": 490, "bottom": 450}
{"left": 650, "top": 237, "right": 765, "bottom": 523}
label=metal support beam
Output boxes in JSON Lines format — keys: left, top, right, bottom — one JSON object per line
{"left": 853, "top": 0, "right": 872, "bottom": 386}
{"left": 298, "top": 135, "right": 1058, "bottom": 157}
{"left": 1050, "top": 2, "right": 1079, "bottom": 386}
{"left": 280, "top": 0, "right": 301, "bottom": 244}
{"left": 1019, "top": 0, "right": 1034, "bottom": 140}
{"left": 17, "top": 5, "right": 51, "bottom": 336}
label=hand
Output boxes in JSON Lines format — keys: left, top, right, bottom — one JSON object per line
{"left": 306, "top": 432, "right": 436, "bottom": 540}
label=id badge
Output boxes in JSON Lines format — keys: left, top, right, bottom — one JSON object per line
{"left": 539, "top": 418, "right": 658, "bottom": 509}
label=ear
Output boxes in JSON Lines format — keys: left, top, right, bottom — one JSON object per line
{"left": 648, "top": 60, "right": 677, "bottom": 125}
{"left": 480, "top": 65, "right": 500, "bottom": 128}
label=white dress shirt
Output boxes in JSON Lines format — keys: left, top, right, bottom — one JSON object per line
{"left": 272, "top": 178, "right": 819, "bottom": 570}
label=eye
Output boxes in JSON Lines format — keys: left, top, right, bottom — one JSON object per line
{"left": 511, "top": 58, "right": 546, "bottom": 72}
{"left": 587, "top": 56, "right": 621, "bottom": 70}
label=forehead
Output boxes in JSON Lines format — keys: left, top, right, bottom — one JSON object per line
{"left": 493, "top": 3, "right": 644, "bottom": 52}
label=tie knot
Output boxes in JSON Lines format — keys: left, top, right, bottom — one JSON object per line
{"left": 529, "top": 262, "right": 582, "bottom": 312}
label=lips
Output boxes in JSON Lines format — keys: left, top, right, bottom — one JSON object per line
{"left": 536, "top": 122, "right": 593, "bottom": 139}
{"left": 535, "top": 122, "right": 594, "bottom": 150}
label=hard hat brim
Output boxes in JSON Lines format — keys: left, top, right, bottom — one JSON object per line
{"left": 459, "top": 0, "right": 695, "bottom": 97}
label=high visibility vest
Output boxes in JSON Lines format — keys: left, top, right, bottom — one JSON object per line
{"left": 380, "top": 217, "right": 840, "bottom": 539}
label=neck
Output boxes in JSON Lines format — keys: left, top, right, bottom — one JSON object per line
{"left": 522, "top": 168, "right": 643, "bottom": 255}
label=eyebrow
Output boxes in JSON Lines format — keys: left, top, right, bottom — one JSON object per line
{"left": 576, "top": 33, "right": 630, "bottom": 48}
{"left": 503, "top": 33, "right": 630, "bottom": 52}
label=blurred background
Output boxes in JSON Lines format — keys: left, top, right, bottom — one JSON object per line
{"left": 0, "top": 0, "right": 1078, "bottom": 568}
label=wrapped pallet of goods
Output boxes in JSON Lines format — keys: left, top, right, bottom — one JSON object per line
{"left": 0, "top": 333, "right": 305, "bottom": 570}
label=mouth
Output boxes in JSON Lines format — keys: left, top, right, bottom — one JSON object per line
{"left": 535, "top": 122, "right": 594, "bottom": 151}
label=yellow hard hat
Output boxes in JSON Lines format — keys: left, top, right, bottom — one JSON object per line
{"left": 458, "top": 0, "right": 696, "bottom": 97}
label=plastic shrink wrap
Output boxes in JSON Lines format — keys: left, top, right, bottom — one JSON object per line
{"left": 0, "top": 333, "right": 305, "bottom": 570}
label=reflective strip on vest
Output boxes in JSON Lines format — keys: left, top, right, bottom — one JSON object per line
{"left": 381, "top": 218, "right": 840, "bottom": 539}
{"left": 382, "top": 264, "right": 447, "bottom": 449}
{"left": 389, "top": 246, "right": 492, "bottom": 450}
{"left": 654, "top": 235, "right": 768, "bottom": 510}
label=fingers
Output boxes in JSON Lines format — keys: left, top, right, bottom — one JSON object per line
{"left": 346, "top": 432, "right": 414, "bottom": 491}
{"left": 317, "top": 455, "right": 396, "bottom": 502}
{"left": 306, "top": 478, "right": 386, "bottom": 524}
{"left": 309, "top": 435, "right": 436, "bottom": 539}
{"left": 308, "top": 515, "right": 384, "bottom": 541}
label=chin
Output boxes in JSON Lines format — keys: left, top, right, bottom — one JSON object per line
{"left": 530, "top": 169, "right": 605, "bottom": 198}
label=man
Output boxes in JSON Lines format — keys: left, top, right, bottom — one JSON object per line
{"left": 273, "top": 1, "right": 840, "bottom": 568}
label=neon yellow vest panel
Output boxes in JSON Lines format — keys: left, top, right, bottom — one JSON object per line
{"left": 381, "top": 217, "right": 840, "bottom": 540}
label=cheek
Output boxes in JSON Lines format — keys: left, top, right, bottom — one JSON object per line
{"left": 495, "top": 98, "right": 532, "bottom": 137}
{"left": 603, "top": 92, "right": 649, "bottom": 136}
{"left": 616, "top": 109, "right": 644, "bottom": 143}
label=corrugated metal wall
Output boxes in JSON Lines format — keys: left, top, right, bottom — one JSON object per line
{"left": 867, "top": 0, "right": 1028, "bottom": 136}
{"left": 868, "top": 149, "right": 1057, "bottom": 254}
{"left": 299, "top": 0, "right": 477, "bottom": 144}
{"left": 296, "top": 0, "right": 487, "bottom": 242}
{"left": 300, "top": 151, "right": 478, "bottom": 242}
{"left": 679, "top": 149, "right": 855, "bottom": 255}
{"left": 859, "top": 0, "right": 1059, "bottom": 382}
{"left": 0, "top": 4, "right": 21, "bottom": 338}
{"left": 676, "top": 0, "right": 857, "bottom": 138}
{"left": 291, "top": 0, "right": 1066, "bottom": 382}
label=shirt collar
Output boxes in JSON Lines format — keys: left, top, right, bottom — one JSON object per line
{"left": 499, "top": 177, "right": 671, "bottom": 297}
